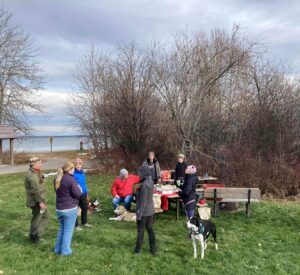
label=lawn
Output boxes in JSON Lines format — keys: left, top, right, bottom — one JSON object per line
{"left": 0, "top": 173, "right": 299, "bottom": 275}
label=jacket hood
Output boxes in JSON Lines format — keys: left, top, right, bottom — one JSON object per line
{"left": 137, "top": 165, "right": 151, "bottom": 179}
{"left": 146, "top": 157, "right": 157, "bottom": 163}
{"left": 75, "top": 168, "right": 84, "bottom": 174}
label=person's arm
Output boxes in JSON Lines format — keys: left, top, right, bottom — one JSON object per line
{"left": 29, "top": 175, "right": 43, "bottom": 203}
{"left": 70, "top": 180, "right": 82, "bottom": 199}
{"left": 182, "top": 181, "right": 193, "bottom": 197}
{"left": 131, "top": 174, "right": 140, "bottom": 183}
{"left": 29, "top": 175, "right": 46, "bottom": 209}
{"left": 156, "top": 161, "right": 161, "bottom": 180}
{"left": 174, "top": 164, "right": 178, "bottom": 181}
{"left": 111, "top": 178, "right": 119, "bottom": 198}
{"left": 83, "top": 173, "right": 89, "bottom": 194}
{"left": 136, "top": 183, "right": 148, "bottom": 220}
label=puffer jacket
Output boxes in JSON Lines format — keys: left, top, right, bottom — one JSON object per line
{"left": 174, "top": 161, "right": 188, "bottom": 182}
{"left": 179, "top": 173, "right": 197, "bottom": 208}
{"left": 142, "top": 158, "right": 161, "bottom": 181}
{"left": 136, "top": 166, "right": 155, "bottom": 220}
{"left": 111, "top": 174, "right": 140, "bottom": 198}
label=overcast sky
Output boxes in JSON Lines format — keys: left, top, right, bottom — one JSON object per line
{"left": 1, "top": 0, "right": 300, "bottom": 136}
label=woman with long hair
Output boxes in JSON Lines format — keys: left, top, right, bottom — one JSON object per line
{"left": 54, "top": 162, "right": 82, "bottom": 256}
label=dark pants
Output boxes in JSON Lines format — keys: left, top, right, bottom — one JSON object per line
{"left": 75, "top": 194, "right": 88, "bottom": 227}
{"left": 135, "top": 215, "right": 156, "bottom": 253}
{"left": 30, "top": 203, "right": 49, "bottom": 242}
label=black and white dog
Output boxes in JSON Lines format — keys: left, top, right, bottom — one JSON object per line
{"left": 187, "top": 217, "right": 218, "bottom": 259}
{"left": 89, "top": 197, "right": 101, "bottom": 213}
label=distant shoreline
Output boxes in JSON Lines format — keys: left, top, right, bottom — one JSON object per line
{"left": 15, "top": 135, "right": 88, "bottom": 139}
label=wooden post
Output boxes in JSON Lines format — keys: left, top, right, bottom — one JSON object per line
{"left": 9, "top": 138, "right": 14, "bottom": 165}
{"left": 49, "top": 137, "right": 53, "bottom": 152}
{"left": 214, "top": 188, "right": 217, "bottom": 217}
{"left": 0, "top": 139, "right": 2, "bottom": 165}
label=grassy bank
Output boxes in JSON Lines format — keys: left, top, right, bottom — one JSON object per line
{"left": 0, "top": 173, "right": 299, "bottom": 275}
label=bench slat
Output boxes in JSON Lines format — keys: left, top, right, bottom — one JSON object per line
{"left": 204, "top": 188, "right": 261, "bottom": 200}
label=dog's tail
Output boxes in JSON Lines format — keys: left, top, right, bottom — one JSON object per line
{"left": 212, "top": 223, "right": 218, "bottom": 250}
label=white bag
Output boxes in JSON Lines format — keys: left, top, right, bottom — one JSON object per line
{"left": 198, "top": 207, "right": 211, "bottom": 220}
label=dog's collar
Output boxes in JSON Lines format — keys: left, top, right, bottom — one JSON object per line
{"left": 191, "top": 224, "right": 205, "bottom": 235}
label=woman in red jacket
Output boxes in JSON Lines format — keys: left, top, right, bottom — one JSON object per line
{"left": 111, "top": 168, "right": 140, "bottom": 211}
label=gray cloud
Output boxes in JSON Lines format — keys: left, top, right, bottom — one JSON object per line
{"left": 1, "top": 0, "right": 300, "bottom": 134}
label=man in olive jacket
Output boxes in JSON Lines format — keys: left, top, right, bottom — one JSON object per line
{"left": 24, "top": 157, "right": 49, "bottom": 243}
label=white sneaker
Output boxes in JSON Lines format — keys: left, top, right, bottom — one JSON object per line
{"left": 75, "top": 226, "right": 83, "bottom": 231}
{"left": 83, "top": 223, "right": 93, "bottom": 227}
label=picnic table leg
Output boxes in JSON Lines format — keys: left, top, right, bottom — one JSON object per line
{"left": 246, "top": 189, "right": 251, "bottom": 217}
{"left": 176, "top": 198, "right": 179, "bottom": 220}
{"left": 213, "top": 188, "right": 217, "bottom": 217}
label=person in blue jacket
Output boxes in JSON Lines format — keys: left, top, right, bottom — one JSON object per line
{"left": 74, "top": 157, "right": 92, "bottom": 230}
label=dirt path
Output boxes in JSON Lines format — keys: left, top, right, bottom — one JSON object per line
{"left": 0, "top": 156, "right": 69, "bottom": 175}
{"left": 0, "top": 151, "right": 92, "bottom": 175}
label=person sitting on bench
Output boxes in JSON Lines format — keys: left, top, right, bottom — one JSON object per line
{"left": 111, "top": 169, "right": 140, "bottom": 211}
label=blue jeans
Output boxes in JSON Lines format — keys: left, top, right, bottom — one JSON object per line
{"left": 112, "top": 195, "right": 133, "bottom": 210}
{"left": 54, "top": 207, "right": 77, "bottom": 256}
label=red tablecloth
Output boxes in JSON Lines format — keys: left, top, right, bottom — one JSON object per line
{"left": 154, "top": 191, "right": 179, "bottom": 211}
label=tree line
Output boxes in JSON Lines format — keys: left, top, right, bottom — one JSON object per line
{"left": 0, "top": 7, "right": 297, "bottom": 197}
{"left": 69, "top": 26, "right": 300, "bottom": 197}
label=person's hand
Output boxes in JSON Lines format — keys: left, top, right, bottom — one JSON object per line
{"left": 114, "top": 195, "right": 120, "bottom": 199}
{"left": 39, "top": 202, "right": 46, "bottom": 209}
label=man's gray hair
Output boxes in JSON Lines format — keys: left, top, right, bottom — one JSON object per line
{"left": 120, "top": 168, "right": 128, "bottom": 178}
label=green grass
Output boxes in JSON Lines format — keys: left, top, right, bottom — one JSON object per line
{"left": 0, "top": 173, "right": 299, "bottom": 275}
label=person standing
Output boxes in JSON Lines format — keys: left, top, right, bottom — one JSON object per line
{"left": 24, "top": 157, "right": 49, "bottom": 243}
{"left": 174, "top": 153, "right": 188, "bottom": 187}
{"left": 179, "top": 165, "right": 198, "bottom": 219}
{"left": 142, "top": 151, "right": 161, "bottom": 184}
{"left": 74, "top": 157, "right": 92, "bottom": 230}
{"left": 111, "top": 169, "right": 140, "bottom": 211}
{"left": 54, "top": 162, "right": 82, "bottom": 256}
{"left": 134, "top": 165, "right": 156, "bottom": 255}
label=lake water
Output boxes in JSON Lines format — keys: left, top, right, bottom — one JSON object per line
{"left": 2, "top": 136, "right": 92, "bottom": 152}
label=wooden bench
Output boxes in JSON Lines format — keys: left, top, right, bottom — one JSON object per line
{"left": 204, "top": 187, "right": 261, "bottom": 217}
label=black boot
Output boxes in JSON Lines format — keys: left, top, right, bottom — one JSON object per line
{"left": 30, "top": 233, "right": 39, "bottom": 244}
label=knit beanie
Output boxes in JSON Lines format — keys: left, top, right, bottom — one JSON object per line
{"left": 186, "top": 165, "right": 197, "bottom": 174}
{"left": 120, "top": 168, "right": 128, "bottom": 178}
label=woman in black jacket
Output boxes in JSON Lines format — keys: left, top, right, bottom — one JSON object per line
{"left": 135, "top": 165, "right": 156, "bottom": 255}
{"left": 179, "top": 165, "right": 197, "bottom": 219}
{"left": 174, "top": 153, "right": 188, "bottom": 187}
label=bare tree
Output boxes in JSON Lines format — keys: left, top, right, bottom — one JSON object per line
{"left": 68, "top": 45, "right": 109, "bottom": 153}
{"left": 0, "top": 9, "right": 44, "bottom": 133}
{"left": 154, "top": 26, "right": 255, "bottom": 158}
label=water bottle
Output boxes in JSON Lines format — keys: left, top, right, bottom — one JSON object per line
{"left": 205, "top": 171, "right": 209, "bottom": 179}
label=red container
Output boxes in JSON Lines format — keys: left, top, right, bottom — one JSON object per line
{"left": 161, "top": 170, "right": 171, "bottom": 182}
